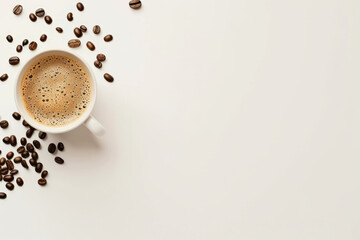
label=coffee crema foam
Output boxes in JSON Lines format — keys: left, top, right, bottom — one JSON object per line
{"left": 21, "top": 55, "right": 91, "bottom": 127}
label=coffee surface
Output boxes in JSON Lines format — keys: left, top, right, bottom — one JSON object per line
{"left": 21, "top": 54, "right": 91, "bottom": 127}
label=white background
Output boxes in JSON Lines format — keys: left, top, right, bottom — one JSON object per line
{"left": 0, "top": 0, "right": 360, "bottom": 239}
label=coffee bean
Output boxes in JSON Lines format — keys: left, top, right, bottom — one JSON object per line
{"left": 0, "top": 74, "right": 8, "bottom": 82}
{"left": 10, "top": 169, "right": 18, "bottom": 175}
{"left": 6, "top": 160, "right": 14, "bottom": 170}
{"left": 80, "top": 25, "right": 87, "bottom": 32}
{"left": 0, "top": 192, "right": 6, "bottom": 199}
{"left": 97, "top": 54, "right": 106, "bottom": 62}
{"left": 94, "top": 60, "right": 102, "bottom": 69}
{"left": 104, "top": 73, "right": 114, "bottom": 82}
{"left": 13, "top": 5, "right": 23, "bottom": 15}
{"left": 10, "top": 135, "right": 17, "bottom": 147}
{"left": 77, "top": 2, "right": 85, "bottom": 11}
{"left": 26, "top": 143, "right": 35, "bottom": 153}
{"left": 33, "top": 140, "right": 41, "bottom": 149}
{"left": 129, "top": 0, "right": 142, "bottom": 9}
{"left": 0, "top": 158, "right": 6, "bottom": 166}
{"left": 86, "top": 41, "right": 95, "bottom": 51}
{"left": 16, "top": 177, "right": 23, "bottom": 186}
{"left": 6, "top": 35, "right": 13, "bottom": 43}
{"left": 67, "top": 12, "right": 73, "bottom": 21}
{"left": 23, "top": 120, "right": 29, "bottom": 127}
{"left": 93, "top": 25, "right": 101, "bottom": 34}
{"left": 1, "top": 167, "right": 8, "bottom": 175}
{"left": 56, "top": 27, "right": 63, "bottom": 33}
{"left": 38, "top": 131, "right": 47, "bottom": 139}
{"left": 35, "top": 162, "right": 43, "bottom": 173}
{"left": 9, "top": 56, "right": 20, "bottom": 65}
{"left": 21, "top": 151, "right": 29, "bottom": 158}
{"left": 4, "top": 175, "right": 14, "bottom": 182}
{"left": 3, "top": 137, "right": 10, "bottom": 144}
{"left": 29, "top": 13, "right": 37, "bottom": 22}
{"left": 35, "top": 8, "right": 45, "bottom": 17}
{"left": 48, "top": 143, "right": 56, "bottom": 154}
{"left": 14, "top": 157, "right": 22, "bottom": 164}
{"left": 29, "top": 158, "right": 37, "bottom": 166}
{"left": 41, "top": 170, "right": 48, "bottom": 178}
{"left": 58, "top": 142, "right": 64, "bottom": 151}
{"left": 104, "top": 34, "right": 113, "bottom": 42}
{"left": 31, "top": 152, "right": 38, "bottom": 161}
{"left": 26, "top": 128, "right": 34, "bottom": 138}
{"left": 21, "top": 160, "right": 29, "bottom": 169}
{"left": 68, "top": 39, "right": 81, "bottom": 48}
{"left": 38, "top": 178, "right": 47, "bottom": 186}
{"left": 6, "top": 152, "right": 14, "bottom": 160}
{"left": 40, "top": 34, "right": 47, "bottom": 42}
{"left": 0, "top": 120, "right": 9, "bottom": 128}
{"left": 55, "top": 157, "right": 64, "bottom": 164}
{"left": 16, "top": 45, "right": 23, "bottom": 53}
{"left": 17, "top": 146, "right": 25, "bottom": 154}
{"left": 12, "top": 112, "right": 21, "bottom": 120}
{"left": 20, "top": 137, "right": 27, "bottom": 146}
{"left": 6, "top": 182, "right": 14, "bottom": 190}
{"left": 44, "top": 15, "right": 52, "bottom": 24}
{"left": 74, "top": 27, "right": 82, "bottom": 38}
{"left": 29, "top": 41, "right": 37, "bottom": 51}
{"left": 22, "top": 39, "right": 29, "bottom": 46}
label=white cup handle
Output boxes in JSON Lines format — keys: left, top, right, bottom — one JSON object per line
{"left": 83, "top": 115, "right": 105, "bottom": 136}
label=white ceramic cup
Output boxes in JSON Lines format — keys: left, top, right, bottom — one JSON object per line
{"left": 14, "top": 50, "right": 105, "bottom": 136}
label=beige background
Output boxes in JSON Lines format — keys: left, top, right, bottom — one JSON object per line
{"left": 0, "top": 0, "right": 360, "bottom": 239}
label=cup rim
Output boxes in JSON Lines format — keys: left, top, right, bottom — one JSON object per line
{"left": 14, "top": 49, "right": 97, "bottom": 134}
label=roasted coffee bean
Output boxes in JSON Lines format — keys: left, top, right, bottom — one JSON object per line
{"left": 10, "top": 135, "right": 17, "bottom": 146}
{"left": 0, "top": 158, "right": 6, "bottom": 166}
{"left": 3, "top": 137, "right": 10, "bottom": 144}
{"left": 68, "top": 39, "right": 81, "bottom": 48}
{"left": 23, "top": 120, "right": 29, "bottom": 127}
{"left": 26, "top": 128, "right": 34, "bottom": 138}
{"left": 26, "top": 143, "right": 35, "bottom": 153}
{"left": 22, "top": 39, "right": 29, "bottom": 46}
{"left": 33, "top": 140, "right": 41, "bottom": 149}
{"left": 4, "top": 175, "right": 14, "bottom": 182}
{"left": 74, "top": 27, "right": 82, "bottom": 37}
{"left": 35, "top": 8, "right": 45, "bottom": 17}
{"left": 21, "top": 160, "right": 29, "bottom": 169}
{"left": 10, "top": 169, "right": 18, "bottom": 175}
{"left": 12, "top": 112, "right": 21, "bottom": 120}
{"left": 16, "top": 45, "right": 23, "bottom": 53}
{"left": 38, "top": 131, "right": 47, "bottom": 139}
{"left": 20, "top": 137, "right": 27, "bottom": 146}
{"left": 93, "top": 25, "right": 101, "bottom": 34}
{"left": 77, "top": 2, "right": 84, "bottom": 11}
{"left": 40, "top": 34, "right": 47, "bottom": 42}
{"left": 6, "top": 182, "right": 14, "bottom": 190}
{"left": 55, "top": 157, "right": 64, "bottom": 164}
{"left": 35, "top": 162, "right": 43, "bottom": 173}
{"left": 9, "top": 56, "right": 20, "bottom": 65}
{"left": 29, "top": 13, "right": 37, "bottom": 22}
{"left": 38, "top": 178, "right": 47, "bottom": 186}
{"left": 104, "top": 34, "right": 113, "bottom": 42}
{"left": 104, "top": 73, "right": 114, "bottom": 82}
{"left": 94, "top": 60, "right": 102, "bottom": 69}
{"left": 0, "top": 192, "right": 6, "bottom": 199}
{"left": 48, "top": 143, "right": 56, "bottom": 154}
{"left": 29, "top": 41, "right": 37, "bottom": 51}
{"left": 0, "top": 120, "right": 9, "bottom": 128}
{"left": 13, "top": 5, "right": 23, "bottom": 15}
{"left": 0, "top": 174, "right": 2, "bottom": 181}
{"left": 86, "top": 41, "right": 95, "bottom": 51}
{"left": 21, "top": 151, "right": 29, "bottom": 158}
{"left": 56, "top": 27, "right": 63, "bottom": 33}
{"left": 16, "top": 177, "right": 23, "bottom": 186}
{"left": 44, "top": 15, "right": 52, "bottom": 24}
{"left": 29, "top": 158, "right": 37, "bottom": 166}
{"left": 14, "top": 157, "right": 22, "bottom": 164}
{"left": 6, "top": 160, "right": 14, "bottom": 170}
{"left": 58, "top": 142, "right": 64, "bottom": 151}
{"left": 6, "top": 35, "right": 13, "bottom": 43}
{"left": 67, "top": 12, "right": 73, "bottom": 21}
{"left": 0, "top": 74, "right": 8, "bottom": 81}
{"left": 41, "top": 170, "right": 48, "bottom": 178}
{"left": 80, "top": 25, "right": 87, "bottom": 32}
{"left": 31, "top": 152, "right": 38, "bottom": 161}
{"left": 17, "top": 146, "right": 25, "bottom": 154}
{"left": 129, "top": 0, "right": 142, "bottom": 9}
{"left": 97, "top": 54, "right": 106, "bottom": 62}
{"left": 6, "top": 152, "right": 14, "bottom": 160}
{"left": 1, "top": 167, "right": 8, "bottom": 175}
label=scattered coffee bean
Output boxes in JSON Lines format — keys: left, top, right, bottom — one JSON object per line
{"left": 4, "top": 175, "right": 14, "bottom": 182}
{"left": 29, "top": 41, "right": 37, "bottom": 51}
{"left": 38, "top": 131, "right": 47, "bottom": 139}
{"left": 93, "top": 25, "right": 101, "bottom": 34}
{"left": 35, "top": 8, "right": 45, "bottom": 17}
{"left": 80, "top": 25, "right": 87, "bottom": 32}
{"left": 41, "top": 170, "right": 48, "bottom": 178}
{"left": 31, "top": 152, "right": 38, "bottom": 161}
{"left": 6, "top": 35, "right": 13, "bottom": 43}
{"left": 33, "top": 140, "right": 41, "bottom": 149}
{"left": 40, "top": 34, "right": 47, "bottom": 42}
{"left": 1, "top": 167, "right": 8, "bottom": 175}
{"left": 0, "top": 192, "right": 6, "bottom": 199}
{"left": 0, "top": 120, "right": 9, "bottom": 128}
{"left": 56, "top": 27, "right": 63, "bottom": 33}
{"left": 97, "top": 54, "right": 106, "bottom": 62}
{"left": 86, "top": 41, "right": 95, "bottom": 51}
{"left": 16, "top": 177, "right": 24, "bottom": 186}
{"left": 0, "top": 74, "right": 8, "bottom": 82}
{"left": 20, "top": 137, "right": 27, "bottom": 146}
{"left": 6, "top": 160, "right": 14, "bottom": 170}
{"left": 67, "top": 12, "right": 73, "bottom": 21}
{"left": 6, "top": 182, "right": 14, "bottom": 190}
{"left": 22, "top": 39, "right": 29, "bottom": 46}
{"left": 23, "top": 120, "right": 29, "bottom": 127}
{"left": 10, "top": 170, "right": 18, "bottom": 175}
{"left": 94, "top": 60, "right": 102, "bottom": 69}
{"left": 14, "top": 157, "right": 22, "bottom": 164}
{"left": 68, "top": 39, "right": 81, "bottom": 48}
{"left": 104, "top": 34, "right": 113, "bottom": 42}
{"left": 129, "top": 0, "right": 142, "bottom": 9}
{"left": 0, "top": 158, "right": 6, "bottom": 166}
{"left": 48, "top": 143, "right": 56, "bottom": 154}
{"left": 77, "top": 2, "right": 84, "bottom": 11}
{"left": 13, "top": 5, "right": 23, "bottom": 15}
{"left": 9, "top": 56, "right": 20, "bottom": 65}
{"left": 74, "top": 27, "right": 82, "bottom": 38}
{"left": 3, "top": 137, "right": 10, "bottom": 144}
{"left": 26, "top": 128, "right": 34, "bottom": 138}
{"left": 21, "top": 151, "right": 29, "bottom": 158}
{"left": 38, "top": 178, "right": 47, "bottom": 186}
{"left": 58, "top": 142, "right": 64, "bottom": 151}
{"left": 12, "top": 112, "right": 21, "bottom": 120}
{"left": 16, "top": 45, "right": 23, "bottom": 53}
{"left": 55, "top": 157, "right": 64, "bottom": 164}
{"left": 6, "top": 152, "right": 14, "bottom": 160}
{"left": 10, "top": 135, "right": 17, "bottom": 147}
{"left": 21, "top": 160, "right": 29, "bottom": 169}
{"left": 29, "top": 158, "right": 37, "bottom": 166}
{"left": 17, "top": 146, "right": 25, "bottom": 154}
{"left": 26, "top": 143, "right": 35, "bottom": 153}
{"left": 35, "top": 162, "right": 43, "bottom": 173}
{"left": 104, "top": 73, "right": 114, "bottom": 82}
{"left": 44, "top": 15, "right": 52, "bottom": 24}
{"left": 29, "top": 13, "right": 37, "bottom": 22}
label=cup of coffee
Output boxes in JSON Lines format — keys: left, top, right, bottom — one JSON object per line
{"left": 14, "top": 50, "right": 105, "bottom": 136}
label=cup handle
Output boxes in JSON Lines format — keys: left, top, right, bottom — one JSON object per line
{"left": 83, "top": 115, "right": 105, "bottom": 136}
